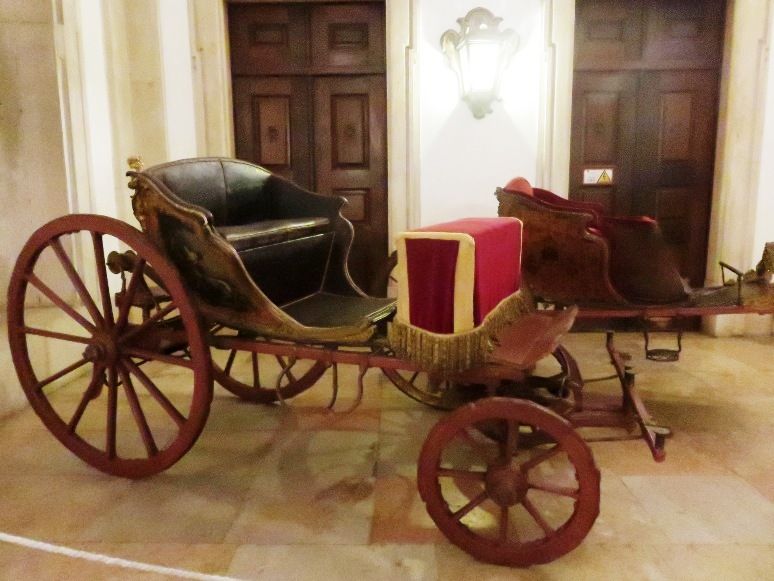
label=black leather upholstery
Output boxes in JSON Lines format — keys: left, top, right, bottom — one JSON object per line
{"left": 143, "top": 158, "right": 380, "bottom": 314}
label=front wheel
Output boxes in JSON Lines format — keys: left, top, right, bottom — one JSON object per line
{"left": 7, "top": 215, "right": 212, "bottom": 478}
{"left": 417, "top": 397, "right": 600, "bottom": 566}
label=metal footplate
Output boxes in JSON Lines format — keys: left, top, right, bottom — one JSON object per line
{"left": 642, "top": 321, "right": 683, "bottom": 362}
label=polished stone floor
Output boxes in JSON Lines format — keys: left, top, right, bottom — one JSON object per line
{"left": 0, "top": 332, "right": 772, "bottom": 580}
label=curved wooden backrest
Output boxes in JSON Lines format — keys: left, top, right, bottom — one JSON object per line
{"left": 496, "top": 187, "right": 628, "bottom": 306}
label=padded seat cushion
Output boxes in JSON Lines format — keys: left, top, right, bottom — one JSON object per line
{"left": 217, "top": 217, "right": 330, "bottom": 251}
{"left": 282, "top": 292, "right": 396, "bottom": 328}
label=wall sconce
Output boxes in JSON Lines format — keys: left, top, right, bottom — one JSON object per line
{"left": 441, "top": 8, "right": 519, "bottom": 119}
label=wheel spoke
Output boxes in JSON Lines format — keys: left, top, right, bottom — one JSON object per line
{"left": 106, "top": 366, "right": 118, "bottom": 459}
{"left": 115, "top": 257, "right": 147, "bottom": 332}
{"left": 117, "top": 364, "right": 158, "bottom": 457}
{"left": 499, "top": 505, "right": 510, "bottom": 543}
{"left": 91, "top": 232, "right": 115, "bottom": 327}
{"left": 437, "top": 468, "right": 487, "bottom": 481}
{"left": 251, "top": 352, "right": 260, "bottom": 388}
{"left": 529, "top": 482, "right": 579, "bottom": 500}
{"left": 501, "top": 419, "right": 520, "bottom": 461}
{"left": 223, "top": 349, "right": 237, "bottom": 376}
{"left": 50, "top": 238, "right": 104, "bottom": 327}
{"left": 121, "top": 347, "right": 194, "bottom": 369}
{"left": 27, "top": 273, "right": 96, "bottom": 333}
{"left": 22, "top": 327, "right": 93, "bottom": 345}
{"left": 33, "top": 357, "right": 90, "bottom": 392}
{"left": 67, "top": 365, "right": 105, "bottom": 433}
{"left": 122, "top": 359, "right": 186, "bottom": 427}
{"left": 452, "top": 490, "right": 489, "bottom": 522}
{"left": 118, "top": 302, "right": 178, "bottom": 344}
{"left": 522, "top": 496, "right": 554, "bottom": 536}
{"left": 520, "top": 444, "right": 561, "bottom": 472}
{"left": 408, "top": 371, "right": 419, "bottom": 385}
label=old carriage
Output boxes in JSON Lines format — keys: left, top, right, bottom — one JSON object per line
{"left": 496, "top": 177, "right": 774, "bottom": 360}
{"left": 8, "top": 158, "right": 687, "bottom": 567}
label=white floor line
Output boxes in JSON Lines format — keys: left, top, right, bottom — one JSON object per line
{"left": 0, "top": 531, "right": 243, "bottom": 580}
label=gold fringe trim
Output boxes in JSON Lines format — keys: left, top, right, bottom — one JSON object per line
{"left": 387, "top": 290, "right": 535, "bottom": 375}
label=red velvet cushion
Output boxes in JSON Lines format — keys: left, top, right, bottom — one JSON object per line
{"left": 405, "top": 238, "right": 459, "bottom": 333}
{"left": 410, "top": 218, "right": 522, "bottom": 327}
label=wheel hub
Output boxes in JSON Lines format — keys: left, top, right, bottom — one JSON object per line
{"left": 485, "top": 461, "right": 529, "bottom": 507}
{"left": 83, "top": 331, "right": 119, "bottom": 365}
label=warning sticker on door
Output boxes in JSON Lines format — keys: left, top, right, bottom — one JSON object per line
{"left": 583, "top": 168, "right": 614, "bottom": 185}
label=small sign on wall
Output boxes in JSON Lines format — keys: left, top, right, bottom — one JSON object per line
{"left": 583, "top": 168, "right": 614, "bottom": 185}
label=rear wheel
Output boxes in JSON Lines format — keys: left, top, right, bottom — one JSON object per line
{"left": 7, "top": 215, "right": 212, "bottom": 478}
{"left": 210, "top": 328, "right": 327, "bottom": 403}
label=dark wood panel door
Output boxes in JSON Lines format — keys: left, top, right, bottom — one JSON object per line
{"left": 313, "top": 75, "right": 387, "bottom": 291}
{"left": 571, "top": 0, "right": 724, "bottom": 286}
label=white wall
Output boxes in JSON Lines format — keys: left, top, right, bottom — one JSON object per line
{"left": 0, "top": 1, "right": 69, "bottom": 300}
{"left": 417, "top": 0, "right": 544, "bottom": 225}
{"left": 704, "top": 0, "right": 774, "bottom": 336}
{"left": 0, "top": 0, "right": 70, "bottom": 414}
{"left": 753, "top": 3, "right": 774, "bottom": 261}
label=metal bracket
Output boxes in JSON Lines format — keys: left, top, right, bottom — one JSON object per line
{"left": 719, "top": 261, "right": 744, "bottom": 305}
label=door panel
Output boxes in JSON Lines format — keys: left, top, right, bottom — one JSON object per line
{"left": 570, "top": 72, "right": 638, "bottom": 214}
{"left": 310, "top": 3, "right": 386, "bottom": 74}
{"left": 313, "top": 75, "right": 387, "bottom": 290}
{"left": 634, "top": 70, "right": 719, "bottom": 283}
{"left": 575, "top": 0, "right": 724, "bottom": 70}
{"left": 232, "top": 77, "right": 312, "bottom": 187}
{"left": 641, "top": 0, "right": 723, "bottom": 67}
{"left": 228, "top": 4, "right": 309, "bottom": 76}
{"left": 575, "top": 1, "right": 644, "bottom": 69}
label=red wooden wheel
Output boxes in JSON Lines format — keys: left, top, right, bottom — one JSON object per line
{"left": 417, "top": 397, "right": 600, "bottom": 566}
{"left": 7, "top": 215, "right": 212, "bottom": 478}
{"left": 210, "top": 330, "right": 327, "bottom": 403}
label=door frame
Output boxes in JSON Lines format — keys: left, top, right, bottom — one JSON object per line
{"left": 192, "top": 0, "right": 420, "bottom": 248}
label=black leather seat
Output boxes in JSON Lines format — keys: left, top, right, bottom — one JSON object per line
{"left": 142, "top": 158, "right": 395, "bottom": 330}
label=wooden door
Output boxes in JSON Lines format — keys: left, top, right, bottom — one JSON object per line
{"left": 571, "top": 0, "right": 724, "bottom": 286}
{"left": 228, "top": 1, "right": 387, "bottom": 291}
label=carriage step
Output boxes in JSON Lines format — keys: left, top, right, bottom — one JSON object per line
{"left": 642, "top": 326, "right": 683, "bottom": 362}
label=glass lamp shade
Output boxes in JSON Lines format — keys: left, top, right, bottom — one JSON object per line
{"left": 441, "top": 8, "right": 518, "bottom": 119}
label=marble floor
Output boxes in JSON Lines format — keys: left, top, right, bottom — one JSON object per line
{"left": 0, "top": 332, "right": 772, "bottom": 580}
